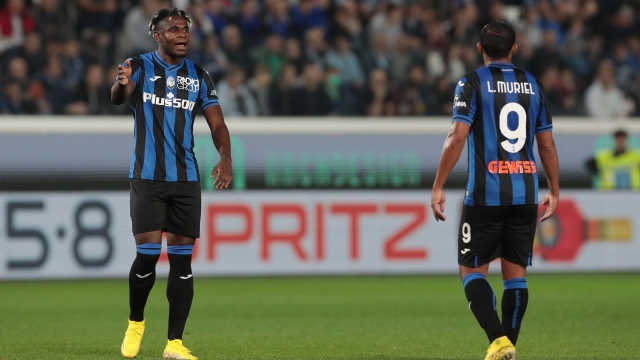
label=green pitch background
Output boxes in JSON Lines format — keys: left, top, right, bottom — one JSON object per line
{"left": 0, "top": 274, "right": 638, "bottom": 359}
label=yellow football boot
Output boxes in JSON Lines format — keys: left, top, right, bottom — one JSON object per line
{"left": 121, "top": 319, "right": 145, "bottom": 358}
{"left": 163, "top": 339, "right": 198, "bottom": 360}
{"left": 484, "top": 336, "right": 515, "bottom": 360}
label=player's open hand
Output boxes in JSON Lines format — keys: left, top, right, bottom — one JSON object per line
{"left": 431, "top": 189, "right": 447, "bottom": 222}
{"left": 117, "top": 59, "right": 132, "bottom": 85}
{"left": 211, "top": 157, "right": 232, "bottom": 189}
{"left": 540, "top": 192, "right": 559, "bottom": 222}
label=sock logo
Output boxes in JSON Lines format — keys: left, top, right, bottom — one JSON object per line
{"left": 136, "top": 272, "right": 153, "bottom": 278}
{"left": 179, "top": 274, "right": 193, "bottom": 280}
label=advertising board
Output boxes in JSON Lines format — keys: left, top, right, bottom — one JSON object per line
{"left": 1, "top": 191, "right": 637, "bottom": 279}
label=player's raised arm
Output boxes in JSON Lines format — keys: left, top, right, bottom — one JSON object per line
{"left": 111, "top": 58, "right": 141, "bottom": 105}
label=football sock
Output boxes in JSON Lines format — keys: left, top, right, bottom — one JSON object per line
{"left": 502, "top": 277, "right": 529, "bottom": 345}
{"left": 129, "top": 244, "right": 162, "bottom": 321}
{"left": 462, "top": 273, "right": 506, "bottom": 343}
{"left": 166, "top": 245, "right": 194, "bottom": 340}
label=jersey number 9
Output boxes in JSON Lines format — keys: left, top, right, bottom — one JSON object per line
{"left": 499, "top": 102, "right": 527, "bottom": 153}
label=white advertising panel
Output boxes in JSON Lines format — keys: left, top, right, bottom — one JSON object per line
{"left": 0, "top": 191, "right": 638, "bottom": 279}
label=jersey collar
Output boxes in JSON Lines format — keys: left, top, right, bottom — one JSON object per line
{"left": 153, "top": 50, "right": 185, "bottom": 70}
{"left": 487, "top": 62, "right": 515, "bottom": 68}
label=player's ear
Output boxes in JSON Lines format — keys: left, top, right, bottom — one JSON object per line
{"left": 476, "top": 42, "right": 483, "bottom": 55}
{"left": 511, "top": 43, "right": 518, "bottom": 56}
{"left": 153, "top": 31, "right": 161, "bottom": 43}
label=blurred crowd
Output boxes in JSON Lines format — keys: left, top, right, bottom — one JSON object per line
{"left": 2, "top": 0, "right": 640, "bottom": 117}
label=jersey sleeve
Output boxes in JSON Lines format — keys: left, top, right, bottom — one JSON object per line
{"left": 199, "top": 69, "right": 220, "bottom": 111}
{"left": 451, "top": 76, "right": 477, "bottom": 126}
{"left": 116, "top": 57, "right": 142, "bottom": 90}
{"left": 535, "top": 82, "right": 553, "bottom": 133}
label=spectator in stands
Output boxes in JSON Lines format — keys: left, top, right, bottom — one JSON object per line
{"left": 554, "top": 68, "right": 582, "bottom": 116}
{"left": 248, "top": 65, "right": 272, "bottom": 116}
{"left": 191, "top": 34, "right": 228, "bottom": 82}
{"left": 325, "top": 34, "right": 363, "bottom": 115}
{"left": 269, "top": 63, "right": 297, "bottom": 116}
{"left": 290, "top": 0, "right": 328, "bottom": 35}
{"left": 361, "top": 32, "right": 391, "bottom": 80}
{"left": 284, "top": 37, "right": 305, "bottom": 75}
{"left": 304, "top": 27, "right": 328, "bottom": 71}
{"left": 334, "top": 0, "right": 363, "bottom": 51}
{"left": 252, "top": 33, "right": 284, "bottom": 82}
{"left": 390, "top": 32, "right": 421, "bottom": 85}
{"left": 400, "top": 63, "right": 437, "bottom": 115}
{"left": 76, "top": 0, "right": 120, "bottom": 34}
{"left": 402, "top": 2, "right": 426, "bottom": 41}
{"left": 368, "top": 3, "right": 403, "bottom": 51}
{"left": 33, "top": 0, "right": 70, "bottom": 41}
{"left": 121, "top": 0, "right": 167, "bottom": 58}
{"left": 0, "top": 79, "right": 37, "bottom": 114}
{"left": 362, "top": 68, "right": 394, "bottom": 116}
{"left": 60, "top": 38, "right": 88, "bottom": 91}
{"left": 66, "top": 63, "right": 111, "bottom": 115}
{"left": 585, "top": 60, "right": 631, "bottom": 118}
{"left": 529, "top": 29, "right": 563, "bottom": 78}
{"left": 39, "top": 56, "right": 72, "bottom": 114}
{"left": 1, "top": 32, "right": 44, "bottom": 79}
{"left": 292, "top": 62, "right": 333, "bottom": 116}
{"left": 263, "top": 0, "right": 291, "bottom": 38}
{"left": 0, "top": 0, "right": 36, "bottom": 53}
{"left": 586, "top": 130, "right": 640, "bottom": 190}
{"left": 4, "top": 56, "right": 30, "bottom": 90}
{"left": 237, "top": 0, "right": 262, "bottom": 47}
{"left": 217, "top": 65, "right": 258, "bottom": 117}
{"left": 222, "top": 24, "right": 255, "bottom": 77}
{"left": 205, "top": 0, "right": 227, "bottom": 35}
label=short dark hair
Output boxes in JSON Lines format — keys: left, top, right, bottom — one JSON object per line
{"left": 614, "top": 129, "right": 628, "bottom": 138}
{"left": 480, "top": 21, "right": 516, "bottom": 59}
{"left": 148, "top": 8, "right": 192, "bottom": 35}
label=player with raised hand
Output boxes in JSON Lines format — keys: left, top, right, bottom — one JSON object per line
{"left": 431, "top": 22, "right": 559, "bottom": 360}
{"left": 111, "top": 7, "right": 232, "bottom": 360}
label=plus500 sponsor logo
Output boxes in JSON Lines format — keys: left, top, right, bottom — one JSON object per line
{"left": 178, "top": 76, "right": 199, "bottom": 92}
{"left": 143, "top": 92, "right": 195, "bottom": 110}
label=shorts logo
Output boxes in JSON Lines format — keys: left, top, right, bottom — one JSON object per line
{"left": 178, "top": 76, "right": 199, "bottom": 93}
{"left": 167, "top": 76, "right": 175, "bottom": 89}
{"left": 210, "top": 89, "right": 216, "bottom": 96}
{"left": 488, "top": 160, "right": 537, "bottom": 174}
{"left": 461, "top": 248, "right": 471, "bottom": 254}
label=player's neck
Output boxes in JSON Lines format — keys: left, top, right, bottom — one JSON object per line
{"left": 484, "top": 57, "right": 512, "bottom": 66}
{"left": 157, "top": 49, "right": 182, "bottom": 65}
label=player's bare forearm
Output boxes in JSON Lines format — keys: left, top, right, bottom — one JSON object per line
{"left": 204, "top": 105, "right": 232, "bottom": 188}
{"left": 433, "top": 122, "right": 470, "bottom": 190}
{"left": 536, "top": 131, "right": 560, "bottom": 195}
{"left": 111, "top": 82, "right": 131, "bottom": 105}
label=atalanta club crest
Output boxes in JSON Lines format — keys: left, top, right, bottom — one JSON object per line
{"left": 167, "top": 76, "right": 175, "bottom": 89}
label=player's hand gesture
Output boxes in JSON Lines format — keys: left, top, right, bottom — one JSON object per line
{"left": 211, "top": 157, "right": 232, "bottom": 189}
{"left": 117, "top": 59, "right": 132, "bottom": 86}
{"left": 431, "top": 188, "right": 447, "bottom": 222}
{"left": 539, "top": 192, "right": 559, "bottom": 222}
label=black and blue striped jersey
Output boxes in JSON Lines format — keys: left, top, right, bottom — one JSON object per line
{"left": 452, "top": 62, "right": 553, "bottom": 206}
{"left": 122, "top": 50, "right": 220, "bottom": 182}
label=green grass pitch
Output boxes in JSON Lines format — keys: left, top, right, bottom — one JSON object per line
{"left": 0, "top": 274, "right": 638, "bottom": 359}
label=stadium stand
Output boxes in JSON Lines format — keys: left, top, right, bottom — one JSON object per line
{"left": 0, "top": 0, "right": 639, "bottom": 117}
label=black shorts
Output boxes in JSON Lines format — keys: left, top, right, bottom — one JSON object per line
{"left": 130, "top": 179, "right": 202, "bottom": 238}
{"left": 458, "top": 204, "right": 538, "bottom": 268}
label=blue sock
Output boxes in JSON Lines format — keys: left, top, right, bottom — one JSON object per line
{"left": 501, "top": 277, "right": 529, "bottom": 345}
{"left": 463, "top": 273, "right": 505, "bottom": 343}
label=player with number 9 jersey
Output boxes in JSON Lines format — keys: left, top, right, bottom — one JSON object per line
{"left": 430, "top": 21, "right": 559, "bottom": 360}
{"left": 452, "top": 60, "right": 552, "bottom": 206}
